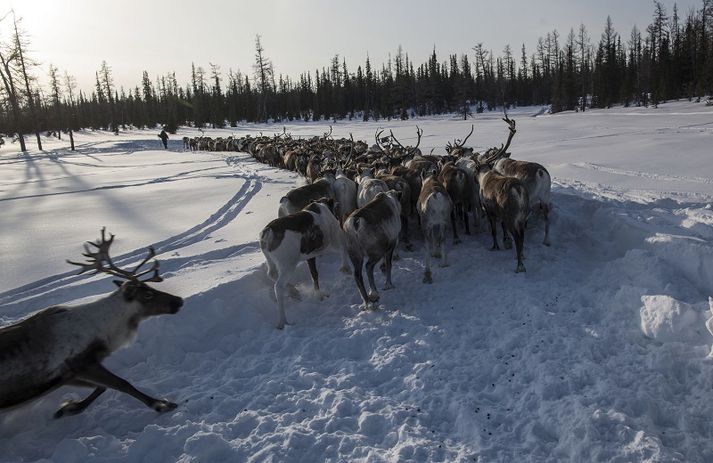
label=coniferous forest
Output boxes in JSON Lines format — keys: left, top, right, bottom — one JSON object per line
{"left": 2, "top": 1, "right": 713, "bottom": 151}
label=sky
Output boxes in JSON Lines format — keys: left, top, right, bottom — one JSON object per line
{"left": 0, "top": 0, "right": 702, "bottom": 94}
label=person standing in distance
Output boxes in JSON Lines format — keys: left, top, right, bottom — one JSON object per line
{"left": 158, "top": 129, "right": 169, "bottom": 149}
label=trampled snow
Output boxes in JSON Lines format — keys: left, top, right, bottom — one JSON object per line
{"left": 1, "top": 101, "right": 713, "bottom": 462}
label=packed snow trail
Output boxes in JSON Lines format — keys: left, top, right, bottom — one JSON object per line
{"left": 1, "top": 101, "right": 713, "bottom": 462}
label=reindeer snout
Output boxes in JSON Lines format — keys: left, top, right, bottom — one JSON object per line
{"left": 170, "top": 297, "right": 184, "bottom": 313}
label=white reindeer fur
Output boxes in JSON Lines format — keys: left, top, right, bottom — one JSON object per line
{"left": 418, "top": 182, "right": 452, "bottom": 283}
{"left": 261, "top": 202, "right": 349, "bottom": 329}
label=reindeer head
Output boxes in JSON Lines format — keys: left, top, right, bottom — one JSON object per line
{"left": 68, "top": 228, "right": 183, "bottom": 317}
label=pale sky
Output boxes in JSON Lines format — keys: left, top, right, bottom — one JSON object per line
{"left": 0, "top": 0, "right": 701, "bottom": 94}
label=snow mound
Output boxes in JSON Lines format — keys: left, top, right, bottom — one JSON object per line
{"left": 640, "top": 295, "right": 708, "bottom": 344}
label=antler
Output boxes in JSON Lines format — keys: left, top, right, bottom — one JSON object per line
{"left": 67, "top": 227, "right": 163, "bottom": 283}
{"left": 414, "top": 126, "right": 423, "bottom": 150}
{"left": 389, "top": 129, "right": 405, "bottom": 150}
{"left": 454, "top": 124, "right": 474, "bottom": 148}
{"left": 498, "top": 116, "right": 516, "bottom": 155}
{"left": 342, "top": 133, "right": 355, "bottom": 170}
{"left": 375, "top": 128, "right": 393, "bottom": 159}
{"left": 482, "top": 117, "right": 517, "bottom": 165}
{"left": 323, "top": 125, "right": 333, "bottom": 140}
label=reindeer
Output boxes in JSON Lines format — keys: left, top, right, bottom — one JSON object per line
{"left": 418, "top": 174, "right": 453, "bottom": 283}
{"left": 488, "top": 116, "right": 552, "bottom": 246}
{"left": 439, "top": 162, "right": 474, "bottom": 243}
{"left": 445, "top": 124, "right": 475, "bottom": 158}
{"left": 475, "top": 163, "right": 529, "bottom": 273}
{"left": 332, "top": 135, "right": 358, "bottom": 223}
{"left": 356, "top": 169, "right": 389, "bottom": 208}
{"left": 260, "top": 198, "right": 350, "bottom": 329}
{"left": 0, "top": 229, "right": 183, "bottom": 418}
{"left": 343, "top": 191, "right": 402, "bottom": 310}
{"left": 278, "top": 173, "right": 336, "bottom": 217}
{"left": 376, "top": 173, "right": 413, "bottom": 250}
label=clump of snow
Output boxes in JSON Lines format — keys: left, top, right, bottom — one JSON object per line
{"left": 640, "top": 295, "right": 707, "bottom": 343}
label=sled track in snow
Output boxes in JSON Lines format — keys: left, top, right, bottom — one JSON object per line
{"left": 0, "top": 175, "right": 262, "bottom": 314}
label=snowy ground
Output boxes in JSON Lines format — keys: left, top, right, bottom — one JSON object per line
{"left": 1, "top": 100, "right": 713, "bottom": 462}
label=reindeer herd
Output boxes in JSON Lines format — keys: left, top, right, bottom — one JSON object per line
{"left": 0, "top": 117, "right": 551, "bottom": 419}
{"left": 239, "top": 119, "right": 552, "bottom": 328}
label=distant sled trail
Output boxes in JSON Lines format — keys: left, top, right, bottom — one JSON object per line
{"left": 0, "top": 156, "right": 262, "bottom": 316}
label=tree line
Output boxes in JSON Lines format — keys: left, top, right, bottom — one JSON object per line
{"left": 2, "top": 1, "right": 713, "bottom": 152}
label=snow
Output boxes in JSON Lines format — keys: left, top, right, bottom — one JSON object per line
{"left": 1, "top": 100, "right": 713, "bottom": 462}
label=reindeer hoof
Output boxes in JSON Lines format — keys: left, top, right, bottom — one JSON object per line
{"left": 454, "top": 238, "right": 462, "bottom": 245}
{"left": 339, "top": 266, "right": 350, "bottom": 274}
{"left": 439, "top": 262, "right": 449, "bottom": 268}
{"left": 316, "top": 291, "right": 330, "bottom": 301}
{"left": 152, "top": 399, "right": 177, "bottom": 413}
{"left": 423, "top": 272, "right": 433, "bottom": 284}
{"left": 383, "top": 283, "right": 394, "bottom": 290}
{"left": 504, "top": 241, "right": 513, "bottom": 250}
{"left": 543, "top": 239, "right": 551, "bottom": 247}
{"left": 516, "top": 264, "right": 526, "bottom": 273}
{"left": 368, "top": 291, "right": 380, "bottom": 303}
{"left": 53, "top": 401, "right": 84, "bottom": 419}
{"left": 404, "top": 243, "right": 414, "bottom": 252}
{"left": 490, "top": 245, "right": 500, "bottom": 251}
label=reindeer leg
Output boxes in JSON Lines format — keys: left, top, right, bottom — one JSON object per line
{"left": 383, "top": 245, "right": 396, "bottom": 290}
{"left": 401, "top": 215, "right": 413, "bottom": 251}
{"left": 307, "top": 258, "right": 328, "bottom": 300}
{"left": 423, "top": 231, "right": 433, "bottom": 284}
{"left": 488, "top": 214, "right": 499, "bottom": 250}
{"left": 542, "top": 203, "right": 551, "bottom": 246}
{"left": 75, "top": 363, "right": 177, "bottom": 413}
{"left": 54, "top": 380, "right": 106, "bottom": 419}
{"left": 451, "top": 209, "right": 461, "bottom": 244}
{"left": 439, "top": 232, "right": 449, "bottom": 268}
{"left": 365, "top": 257, "right": 380, "bottom": 303}
{"left": 502, "top": 221, "right": 513, "bottom": 249}
{"left": 274, "top": 273, "right": 291, "bottom": 329}
{"left": 515, "top": 225, "right": 526, "bottom": 273}
{"left": 463, "top": 205, "right": 471, "bottom": 235}
{"left": 350, "top": 253, "right": 370, "bottom": 310}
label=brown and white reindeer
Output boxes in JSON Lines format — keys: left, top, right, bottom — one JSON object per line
{"left": 439, "top": 161, "right": 476, "bottom": 243}
{"left": 278, "top": 172, "right": 336, "bottom": 217}
{"left": 489, "top": 116, "right": 552, "bottom": 246}
{"left": 343, "top": 191, "right": 402, "bottom": 310}
{"left": 260, "top": 198, "right": 350, "bottom": 329}
{"left": 475, "top": 161, "right": 530, "bottom": 273}
{"left": 418, "top": 173, "right": 453, "bottom": 283}
{"left": 0, "top": 229, "right": 183, "bottom": 418}
{"left": 356, "top": 168, "right": 389, "bottom": 208}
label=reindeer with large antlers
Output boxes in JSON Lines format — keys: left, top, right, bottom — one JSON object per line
{"left": 0, "top": 228, "right": 183, "bottom": 418}
{"left": 486, "top": 116, "right": 552, "bottom": 246}
{"left": 446, "top": 124, "right": 475, "bottom": 158}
